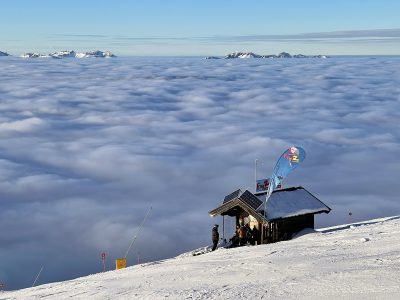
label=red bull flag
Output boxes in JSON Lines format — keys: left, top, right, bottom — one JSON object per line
{"left": 266, "top": 146, "right": 306, "bottom": 199}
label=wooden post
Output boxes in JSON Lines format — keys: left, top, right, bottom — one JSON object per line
{"left": 222, "top": 215, "right": 225, "bottom": 240}
{"left": 260, "top": 221, "right": 264, "bottom": 244}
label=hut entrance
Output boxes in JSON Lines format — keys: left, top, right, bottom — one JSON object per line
{"left": 218, "top": 206, "right": 263, "bottom": 246}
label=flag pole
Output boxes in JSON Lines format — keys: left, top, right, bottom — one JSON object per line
{"left": 255, "top": 159, "right": 258, "bottom": 192}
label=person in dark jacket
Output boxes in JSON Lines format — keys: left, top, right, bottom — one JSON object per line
{"left": 251, "top": 226, "right": 259, "bottom": 245}
{"left": 211, "top": 224, "right": 219, "bottom": 251}
{"left": 238, "top": 225, "right": 247, "bottom": 246}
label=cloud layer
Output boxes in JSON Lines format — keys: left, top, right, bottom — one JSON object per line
{"left": 0, "top": 56, "right": 399, "bottom": 289}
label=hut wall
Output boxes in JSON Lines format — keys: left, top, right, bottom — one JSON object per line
{"left": 263, "top": 214, "right": 314, "bottom": 243}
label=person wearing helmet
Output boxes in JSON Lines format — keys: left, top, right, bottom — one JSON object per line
{"left": 211, "top": 224, "right": 219, "bottom": 251}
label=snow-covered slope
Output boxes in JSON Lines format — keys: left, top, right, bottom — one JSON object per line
{"left": 2, "top": 216, "right": 400, "bottom": 299}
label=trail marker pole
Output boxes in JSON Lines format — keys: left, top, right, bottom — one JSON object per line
{"left": 101, "top": 252, "right": 106, "bottom": 272}
{"left": 116, "top": 206, "right": 152, "bottom": 270}
{"left": 124, "top": 206, "right": 152, "bottom": 259}
{"left": 32, "top": 266, "right": 44, "bottom": 287}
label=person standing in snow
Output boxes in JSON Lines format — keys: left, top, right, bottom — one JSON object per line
{"left": 238, "top": 225, "right": 247, "bottom": 246}
{"left": 211, "top": 224, "right": 219, "bottom": 251}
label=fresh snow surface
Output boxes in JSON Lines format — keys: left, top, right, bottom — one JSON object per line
{"left": 2, "top": 216, "right": 400, "bottom": 299}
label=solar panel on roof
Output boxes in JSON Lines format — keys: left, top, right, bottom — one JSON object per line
{"left": 223, "top": 189, "right": 242, "bottom": 203}
{"left": 239, "top": 190, "right": 263, "bottom": 210}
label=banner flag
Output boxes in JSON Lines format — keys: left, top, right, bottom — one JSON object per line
{"left": 260, "top": 146, "right": 306, "bottom": 213}
{"left": 270, "top": 146, "right": 306, "bottom": 190}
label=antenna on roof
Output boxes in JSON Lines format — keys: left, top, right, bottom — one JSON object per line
{"left": 255, "top": 159, "right": 258, "bottom": 193}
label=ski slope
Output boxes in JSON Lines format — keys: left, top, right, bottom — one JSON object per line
{"left": 2, "top": 216, "right": 400, "bottom": 299}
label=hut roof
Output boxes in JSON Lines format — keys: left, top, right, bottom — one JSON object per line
{"left": 210, "top": 186, "right": 330, "bottom": 222}
{"left": 209, "top": 189, "right": 264, "bottom": 222}
{"left": 257, "top": 186, "right": 331, "bottom": 221}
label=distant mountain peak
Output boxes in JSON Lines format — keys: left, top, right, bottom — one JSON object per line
{"left": 225, "top": 52, "right": 262, "bottom": 59}
{"left": 21, "top": 53, "right": 50, "bottom": 58}
{"left": 0, "top": 51, "right": 11, "bottom": 56}
{"left": 49, "top": 50, "right": 76, "bottom": 58}
{"left": 75, "top": 50, "right": 116, "bottom": 58}
{"left": 20, "top": 50, "right": 116, "bottom": 59}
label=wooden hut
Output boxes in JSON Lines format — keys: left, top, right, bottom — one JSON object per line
{"left": 209, "top": 186, "right": 331, "bottom": 244}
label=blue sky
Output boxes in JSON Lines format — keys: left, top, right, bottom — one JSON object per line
{"left": 1, "top": 0, "right": 400, "bottom": 55}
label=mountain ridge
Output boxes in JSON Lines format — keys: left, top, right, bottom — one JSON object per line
{"left": 205, "top": 51, "right": 329, "bottom": 59}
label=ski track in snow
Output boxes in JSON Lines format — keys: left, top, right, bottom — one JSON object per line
{"left": 2, "top": 216, "right": 400, "bottom": 299}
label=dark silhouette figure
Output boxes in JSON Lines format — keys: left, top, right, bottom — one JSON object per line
{"left": 211, "top": 224, "right": 219, "bottom": 251}
{"left": 238, "top": 225, "right": 247, "bottom": 246}
{"left": 228, "top": 226, "right": 240, "bottom": 248}
{"left": 244, "top": 223, "right": 253, "bottom": 245}
{"left": 251, "top": 226, "right": 259, "bottom": 245}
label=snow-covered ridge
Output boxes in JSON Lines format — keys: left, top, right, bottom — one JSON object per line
{"left": 225, "top": 51, "right": 262, "bottom": 59}
{"left": 49, "top": 50, "right": 76, "bottom": 58}
{"left": 2, "top": 215, "right": 399, "bottom": 299}
{"left": 205, "top": 51, "right": 329, "bottom": 59}
{"left": 21, "top": 53, "right": 50, "bottom": 58}
{"left": 75, "top": 50, "right": 116, "bottom": 58}
{"left": 0, "top": 51, "right": 11, "bottom": 56}
{"left": 20, "top": 50, "right": 116, "bottom": 59}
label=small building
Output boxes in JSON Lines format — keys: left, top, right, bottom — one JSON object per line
{"left": 209, "top": 186, "right": 331, "bottom": 244}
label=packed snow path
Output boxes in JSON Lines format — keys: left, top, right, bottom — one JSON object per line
{"left": 2, "top": 216, "right": 400, "bottom": 299}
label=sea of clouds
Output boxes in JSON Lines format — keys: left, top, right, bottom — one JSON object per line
{"left": 0, "top": 56, "right": 399, "bottom": 289}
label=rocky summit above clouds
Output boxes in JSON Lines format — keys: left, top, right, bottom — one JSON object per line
{"left": 225, "top": 51, "right": 262, "bottom": 59}
{"left": 49, "top": 50, "right": 77, "bottom": 58}
{"left": 0, "top": 51, "right": 11, "bottom": 56}
{"left": 20, "top": 50, "right": 116, "bottom": 59}
{"left": 206, "top": 51, "right": 329, "bottom": 59}
{"left": 21, "top": 53, "right": 50, "bottom": 58}
{"left": 75, "top": 50, "right": 116, "bottom": 58}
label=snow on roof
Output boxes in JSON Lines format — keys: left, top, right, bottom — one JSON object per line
{"left": 260, "top": 186, "right": 331, "bottom": 220}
